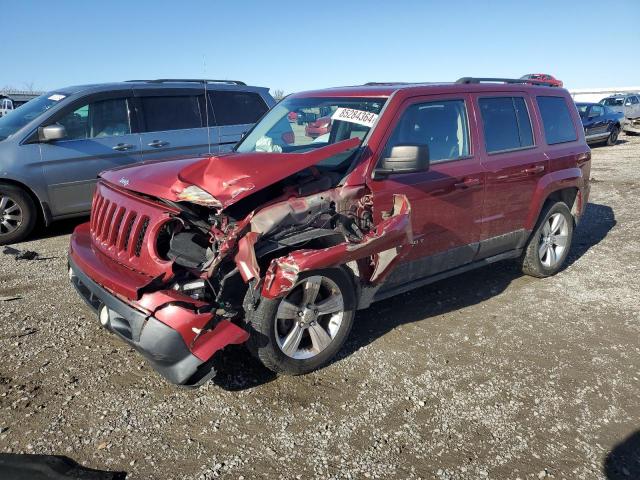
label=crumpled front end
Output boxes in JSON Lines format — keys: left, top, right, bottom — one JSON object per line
{"left": 68, "top": 182, "right": 249, "bottom": 385}
{"left": 68, "top": 137, "right": 414, "bottom": 384}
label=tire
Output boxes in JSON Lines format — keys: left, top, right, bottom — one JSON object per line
{"left": 521, "top": 202, "right": 574, "bottom": 278}
{"left": 0, "top": 183, "right": 37, "bottom": 245}
{"left": 244, "top": 267, "right": 356, "bottom": 375}
{"left": 606, "top": 126, "right": 620, "bottom": 146}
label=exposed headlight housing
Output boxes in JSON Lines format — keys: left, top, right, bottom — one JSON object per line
{"left": 176, "top": 185, "right": 222, "bottom": 208}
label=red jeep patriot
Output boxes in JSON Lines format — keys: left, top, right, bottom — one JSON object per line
{"left": 68, "top": 78, "right": 591, "bottom": 386}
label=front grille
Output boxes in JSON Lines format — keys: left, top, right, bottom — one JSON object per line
{"left": 89, "top": 182, "right": 179, "bottom": 280}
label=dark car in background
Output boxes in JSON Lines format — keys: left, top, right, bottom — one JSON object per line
{"left": 0, "top": 79, "right": 275, "bottom": 244}
{"left": 576, "top": 102, "right": 624, "bottom": 146}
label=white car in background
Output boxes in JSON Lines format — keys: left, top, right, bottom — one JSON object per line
{"left": 0, "top": 98, "right": 14, "bottom": 117}
{"left": 600, "top": 93, "right": 640, "bottom": 134}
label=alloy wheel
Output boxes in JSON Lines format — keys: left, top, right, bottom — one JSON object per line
{"left": 0, "top": 195, "right": 23, "bottom": 235}
{"left": 538, "top": 212, "right": 569, "bottom": 268}
{"left": 274, "top": 275, "right": 345, "bottom": 360}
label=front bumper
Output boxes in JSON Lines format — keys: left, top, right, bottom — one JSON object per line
{"left": 68, "top": 242, "right": 249, "bottom": 386}
{"left": 623, "top": 118, "right": 640, "bottom": 134}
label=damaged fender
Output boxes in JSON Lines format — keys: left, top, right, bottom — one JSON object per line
{"left": 261, "top": 194, "right": 412, "bottom": 299}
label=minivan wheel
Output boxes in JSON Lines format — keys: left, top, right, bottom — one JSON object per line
{"left": 244, "top": 268, "right": 355, "bottom": 375}
{"left": 0, "top": 184, "right": 37, "bottom": 245}
{"left": 606, "top": 126, "right": 620, "bottom": 146}
{"left": 521, "top": 202, "right": 574, "bottom": 278}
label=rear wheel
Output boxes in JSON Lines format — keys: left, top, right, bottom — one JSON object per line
{"left": 244, "top": 268, "right": 355, "bottom": 375}
{"left": 0, "top": 184, "right": 37, "bottom": 245}
{"left": 521, "top": 202, "right": 574, "bottom": 278}
{"left": 606, "top": 126, "right": 620, "bottom": 146}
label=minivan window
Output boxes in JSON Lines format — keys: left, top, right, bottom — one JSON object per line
{"left": 0, "top": 93, "right": 65, "bottom": 141}
{"left": 57, "top": 98, "right": 131, "bottom": 140}
{"left": 536, "top": 96, "right": 577, "bottom": 145}
{"left": 479, "top": 97, "right": 534, "bottom": 153}
{"left": 141, "top": 95, "right": 202, "bottom": 132}
{"left": 209, "top": 91, "right": 268, "bottom": 126}
{"left": 385, "top": 99, "right": 470, "bottom": 163}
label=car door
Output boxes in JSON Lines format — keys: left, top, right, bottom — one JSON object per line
{"left": 208, "top": 89, "right": 270, "bottom": 153}
{"left": 476, "top": 93, "right": 546, "bottom": 257}
{"left": 585, "top": 105, "right": 607, "bottom": 139}
{"left": 367, "top": 94, "right": 485, "bottom": 288}
{"left": 39, "top": 91, "right": 142, "bottom": 216}
{"left": 134, "top": 88, "right": 211, "bottom": 161}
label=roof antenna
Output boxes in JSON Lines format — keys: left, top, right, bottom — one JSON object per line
{"left": 202, "top": 54, "right": 211, "bottom": 155}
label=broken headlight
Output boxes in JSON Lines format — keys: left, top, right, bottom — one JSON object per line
{"left": 176, "top": 185, "right": 222, "bottom": 208}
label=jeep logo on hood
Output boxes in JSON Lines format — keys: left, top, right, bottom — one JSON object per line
{"left": 119, "top": 177, "right": 130, "bottom": 187}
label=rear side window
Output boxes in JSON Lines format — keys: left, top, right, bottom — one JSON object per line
{"left": 479, "top": 97, "right": 534, "bottom": 153}
{"left": 209, "top": 91, "right": 268, "bottom": 126}
{"left": 536, "top": 96, "right": 577, "bottom": 145}
{"left": 141, "top": 96, "right": 203, "bottom": 132}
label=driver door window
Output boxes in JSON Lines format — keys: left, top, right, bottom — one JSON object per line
{"left": 384, "top": 99, "right": 470, "bottom": 163}
{"left": 57, "top": 98, "right": 131, "bottom": 140}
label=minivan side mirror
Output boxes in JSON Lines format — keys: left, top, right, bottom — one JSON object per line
{"left": 39, "top": 124, "right": 67, "bottom": 142}
{"left": 374, "top": 144, "right": 430, "bottom": 178}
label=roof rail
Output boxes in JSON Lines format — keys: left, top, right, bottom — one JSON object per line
{"left": 126, "top": 78, "right": 247, "bottom": 86}
{"left": 455, "top": 77, "right": 556, "bottom": 87}
{"left": 363, "top": 82, "right": 412, "bottom": 86}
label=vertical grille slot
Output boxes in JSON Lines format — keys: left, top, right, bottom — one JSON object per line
{"left": 122, "top": 214, "right": 137, "bottom": 253}
{"left": 99, "top": 202, "right": 117, "bottom": 241}
{"left": 107, "top": 206, "right": 126, "bottom": 246}
{"left": 134, "top": 217, "right": 150, "bottom": 257}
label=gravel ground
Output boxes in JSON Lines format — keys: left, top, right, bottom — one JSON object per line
{"left": 1, "top": 136, "right": 639, "bottom": 480}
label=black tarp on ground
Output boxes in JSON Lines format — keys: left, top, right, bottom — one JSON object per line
{"left": 0, "top": 454, "right": 126, "bottom": 480}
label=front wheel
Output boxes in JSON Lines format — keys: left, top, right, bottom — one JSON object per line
{"left": 244, "top": 268, "right": 355, "bottom": 375}
{"left": 0, "top": 184, "right": 37, "bottom": 245}
{"left": 521, "top": 202, "right": 574, "bottom": 278}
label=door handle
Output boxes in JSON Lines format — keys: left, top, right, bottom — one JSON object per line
{"left": 112, "top": 143, "right": 135, "bottom": 151}
{"left": 453, "top": 177, "right": 481, "bottom": 189}
{"left": 523, "top": 165, "right": 545, "bottom": 174}
{"left": 147, "top": 140, "right": 169, "bottom": 148}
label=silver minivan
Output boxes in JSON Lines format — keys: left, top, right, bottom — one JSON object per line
{"left": 0, "top": 79, "right": 276, "bottom": 244}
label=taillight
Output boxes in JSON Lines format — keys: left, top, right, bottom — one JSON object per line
{"left": 282, "top": 131, "right": 295, "bottom": 144}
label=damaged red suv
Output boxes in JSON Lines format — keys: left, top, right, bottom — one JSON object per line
{"left": 68, "top": 78, "right": 591, "bottom": 385}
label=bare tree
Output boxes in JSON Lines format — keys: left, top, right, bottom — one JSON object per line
{"left": 272, "top": 89, "right": 285, "bottom": 102}
{"left": 23, "top": 81, "right": 35, "bottom": 92}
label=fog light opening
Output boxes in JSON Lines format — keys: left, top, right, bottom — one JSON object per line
{"left": 99, "top": 305, "right": 110, "bottom": 327}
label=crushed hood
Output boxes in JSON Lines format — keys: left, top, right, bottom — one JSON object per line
{"left": 101, "top": 138, "right": 360, "bottom": 209}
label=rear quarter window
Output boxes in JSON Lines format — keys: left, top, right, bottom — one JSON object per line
{"left": 536, "top": 96, "right": 577, "bottom": 145}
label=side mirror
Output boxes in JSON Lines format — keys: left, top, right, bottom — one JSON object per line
{"left": 39, "top": 124, "right": 67, "bottom": 142}
{"left": 375, "top": 144, "right": 430, "bottom": 178}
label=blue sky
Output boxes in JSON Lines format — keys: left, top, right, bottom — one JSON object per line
{"left": 4, "top": 0, "right": 639, "bottom": 94}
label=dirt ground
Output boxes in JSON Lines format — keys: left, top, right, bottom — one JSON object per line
{"left": 0, "top": 135, "right": 639, "bottom": 480}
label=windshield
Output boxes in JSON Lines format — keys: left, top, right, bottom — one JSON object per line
{"left": 0, "top": 93, "right": 67, "bottom": 141}
{"left": 601, "top": 97, "right": 624, "bottom": 106}
{"left": 236, "top": 96, "right": 387, "bottom": 161}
